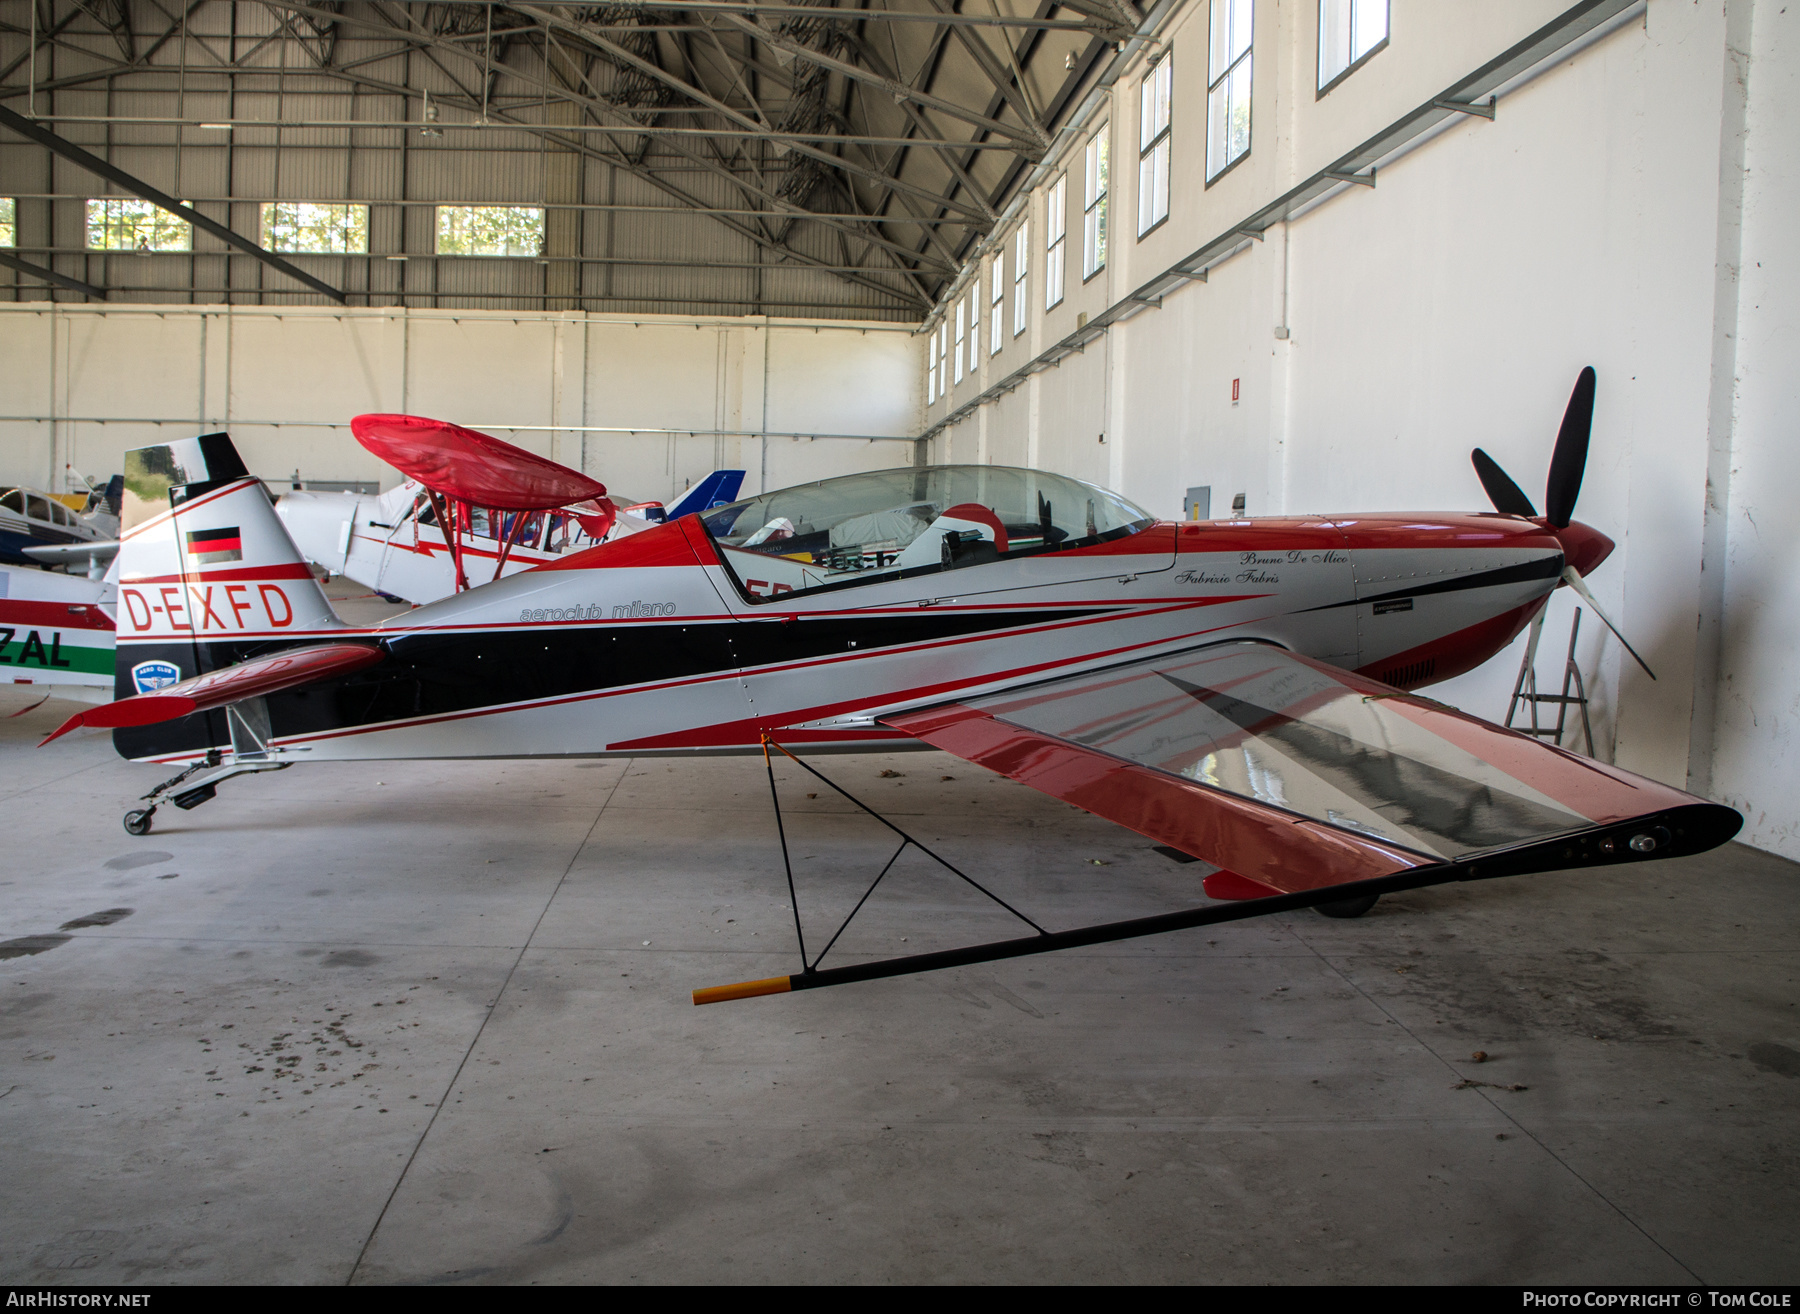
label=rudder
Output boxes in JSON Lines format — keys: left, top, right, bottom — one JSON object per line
{"left": 112, "top": 432, "right": 343, "bottom": 759}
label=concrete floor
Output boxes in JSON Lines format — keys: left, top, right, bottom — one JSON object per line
{"left": 3, "top": 604, "right": 1799, "bottom": 1283}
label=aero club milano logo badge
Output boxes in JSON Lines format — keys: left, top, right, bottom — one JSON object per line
{"left": 131, "top": 660, "right": 182, "bottom": 694}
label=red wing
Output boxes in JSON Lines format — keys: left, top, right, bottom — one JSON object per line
{"left": 884, "top": 640, "right": 1724, "bottom": 897}
{"left": 351, "top": 414, "right": 608, "bottom": 511}
{"left": 42, "top": 642, "right": 384, "bottom": 743}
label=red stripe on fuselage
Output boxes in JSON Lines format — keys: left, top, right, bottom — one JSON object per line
{"left": 0, "top": 601, "right": 114, "bottom": 631}
{"left": 123, "top": 562, "right": 317, "bottom": 585}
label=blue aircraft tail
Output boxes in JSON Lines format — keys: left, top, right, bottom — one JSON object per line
{"left": 666, "top": 470, "right": 745, "bottom": 520}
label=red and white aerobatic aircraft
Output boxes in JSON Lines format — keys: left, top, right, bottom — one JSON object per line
{"left": 43, "top": 369, "right": 1740, "bottom": 1003}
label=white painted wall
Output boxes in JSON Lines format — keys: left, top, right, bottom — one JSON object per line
{"left": 925, "top": 0, "right": 1800, "bottom": 857}
{"left": 1706, "top": 0, "right": 1800, "bottom": 857}
{"left": 0, "top": 306, "right": 923, "bottom": 507}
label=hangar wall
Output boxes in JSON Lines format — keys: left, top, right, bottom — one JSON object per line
{"left": 923, "top": 0, "right": 1800, "bottom": 858}
{"left": 0, "top": 305, "right": 922, "bottom": 504}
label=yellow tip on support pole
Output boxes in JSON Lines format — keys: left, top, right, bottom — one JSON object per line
{"left": 693, "top": 976, "right": 795, "bottom": 1006}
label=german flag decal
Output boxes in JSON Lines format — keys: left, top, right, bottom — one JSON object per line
{"left": 185, "top": 526, "right": 243, "bottom": 564}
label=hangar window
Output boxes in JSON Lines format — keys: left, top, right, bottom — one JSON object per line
{"left": 436, "top": 205, "right": 544, "bottom": 257}
{"left": 261, "top": 202, "right": 368, "bottom": 254}
{"left": 1138, "top": 57, "right": 1172, "bottom": 233}
{"left": 967, "top": 287, "right": 980, "bottom": 375}
{"left": 1012, "top": 223, "right": 1029, "bottom": 337}
{"left": 989, "top": 253, "right": 1004, "bottom": 356}
{"left": 1045, "top": 175, "right": 1067, "bottom": 311}
{"left": 927, "top": 321, "right": 943, "bottom": 402}
{"left": 1318, "top": 0, "right": 1388, "bottom": 94}
{"left": 0, "top": 198, "right": 13, "bottom": 247}
{"left": 1083, "top": 130, "right": 1109, "bottom": 279}
{"left": 86, "top": 198, "right": 190, "bottom": 251}
{"left": 702, "top": 465, "right": 1154, "bottom": 603}
{"left": 1206, "top": 0, "right": 1253, "bottom": 184}
{"left": 953, "top": 298, "right": 966, "bottom": 386}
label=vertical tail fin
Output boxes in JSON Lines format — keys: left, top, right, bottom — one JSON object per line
{"left": 115, "top": 433, "right": 343, "bottom": 650}
{"left": 667, "top": 470, "right": 746, "bottom": 520}
{"left": 112, "top": 433, "right": 343, "bottom": 759}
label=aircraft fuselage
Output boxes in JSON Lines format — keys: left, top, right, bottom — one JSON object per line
{"left": 111, "top": 493, "right": 1605, "bottom": 765}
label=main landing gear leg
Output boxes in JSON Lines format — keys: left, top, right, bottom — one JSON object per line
{"left": 123, "top": 749, "right": 290, "bottom": 835}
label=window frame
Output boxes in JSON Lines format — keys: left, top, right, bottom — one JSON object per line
{"left": 1012, "top": 223, "right": 1030, "bottom": 338}
{"left": 1083, "top": 128, "right": 1110, "bottom": 280}
{"left": 1137, "top": 57, "right": 1173, "bottom": 237}
{"left": 989, "top": 253, "right": 1005, "bottom": 356}
{"left": 1045, "top": 174, "right": 1067, "bottom": 312}
{"left": 259, "top": 201, "right": 370, "bottom": 255}
{"left": 1317, "top": 0, "right": 1389, "bottom": 97}
{"left": 927, "top": 321, "right": 941, "bottom": 402}
{"left": 1205, "top": 0, "right": 1255, "bottom": 187}
{"left": 966, "top": 287, "right": 980, "bottom": 375}
{"left": 0, "top": 197, "right": 14, "bottom": 249}
{"left": 85, "top": 197, "right": 192, "bottom": 252}
{"left": 434, "top": 204, "right": 546, "bottom": 257}
{"left": 952, "top": 297, "right": 966, "bottom": 386}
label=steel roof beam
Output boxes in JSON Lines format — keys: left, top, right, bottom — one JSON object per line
{"left": 427, "top": 0, "right": 1120, "bottom": 33}
{"left": 0, "top": 102, "right": 348, "bottom": 303}
{"left": 0, "top": 248, "right": 109, "bottom": 298}
{"left": 715, "top": 9, "right": 1046, "bottom": 151}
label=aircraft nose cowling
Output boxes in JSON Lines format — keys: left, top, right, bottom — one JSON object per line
{"left": 1553, "top": 520, "right": 1614, "bottom": 576}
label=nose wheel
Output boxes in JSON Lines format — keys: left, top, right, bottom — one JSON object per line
{"left": 123, "top": 808, "right": 156, "bottom": 836}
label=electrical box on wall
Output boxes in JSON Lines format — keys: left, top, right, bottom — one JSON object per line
{"left": 1232, "top": 493, "right": 1247, "bottom": 516}
{"left": 1184, "top": 486, "right": 1211, "bottom": 520}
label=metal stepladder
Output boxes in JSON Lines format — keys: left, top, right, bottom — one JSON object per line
{"left": 1504, "top": 607, "right": 1594, "bottom": 755}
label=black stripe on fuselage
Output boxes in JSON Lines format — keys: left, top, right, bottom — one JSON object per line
{"left": 1300, "top": 555, "right": 1563, "bottom": 613}
{"left": 111, "top": 606, "right": 1115, "bottom": 759}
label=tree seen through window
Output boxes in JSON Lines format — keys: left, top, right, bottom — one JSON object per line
{"left": 437, "top": 205, "right": 545, "bottom": 257}
{"left": 86, "top": 198, "right": 191, "bottom": 251}
{"left": 261, "top": 202, "right": 368, "bottom": 254}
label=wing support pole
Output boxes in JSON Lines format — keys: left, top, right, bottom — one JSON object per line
{"left": 694, "top": 800, "right": 1743, "bottom": 1005}
{"left": 709, "top": 736, "right": 1051, "bottom": 1004}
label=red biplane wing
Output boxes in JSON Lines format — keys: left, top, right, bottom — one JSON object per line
{"left": 884, "top": 640, "right": 1735, "bottom": 895}
{"left": 42, "top": 642, "right": 384, "bottom": 743}
{"left": 350, "top": 414, "right": 607, "bottom": 511}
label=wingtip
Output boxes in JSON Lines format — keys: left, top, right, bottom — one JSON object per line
{"left": 39, "top": 710, "right": 92, "bottom": 746}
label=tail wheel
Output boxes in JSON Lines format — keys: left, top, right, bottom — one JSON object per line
{"left": 123, "top": 809, "right": 155, "bottom": 837}
{"left": 1315, "top": 893, "right": 1378, "bottom": 919}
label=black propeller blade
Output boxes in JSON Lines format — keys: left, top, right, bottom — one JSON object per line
{"left": 1545, "top": 365, "right": 1596, "bottom": 529}
{"left": 1472, "top": 448, "right": 1537, "bottom": 518}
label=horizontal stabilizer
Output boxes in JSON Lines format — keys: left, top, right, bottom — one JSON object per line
{"left": 23, "top": 540, "right": 119, "bottom": 565}
{"left": 42, "top": 641, "right": 383, "bottom": 744}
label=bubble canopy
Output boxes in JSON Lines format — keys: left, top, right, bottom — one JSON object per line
{"left": 699, "top": 465, "right": 1155, "bottom": 602}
